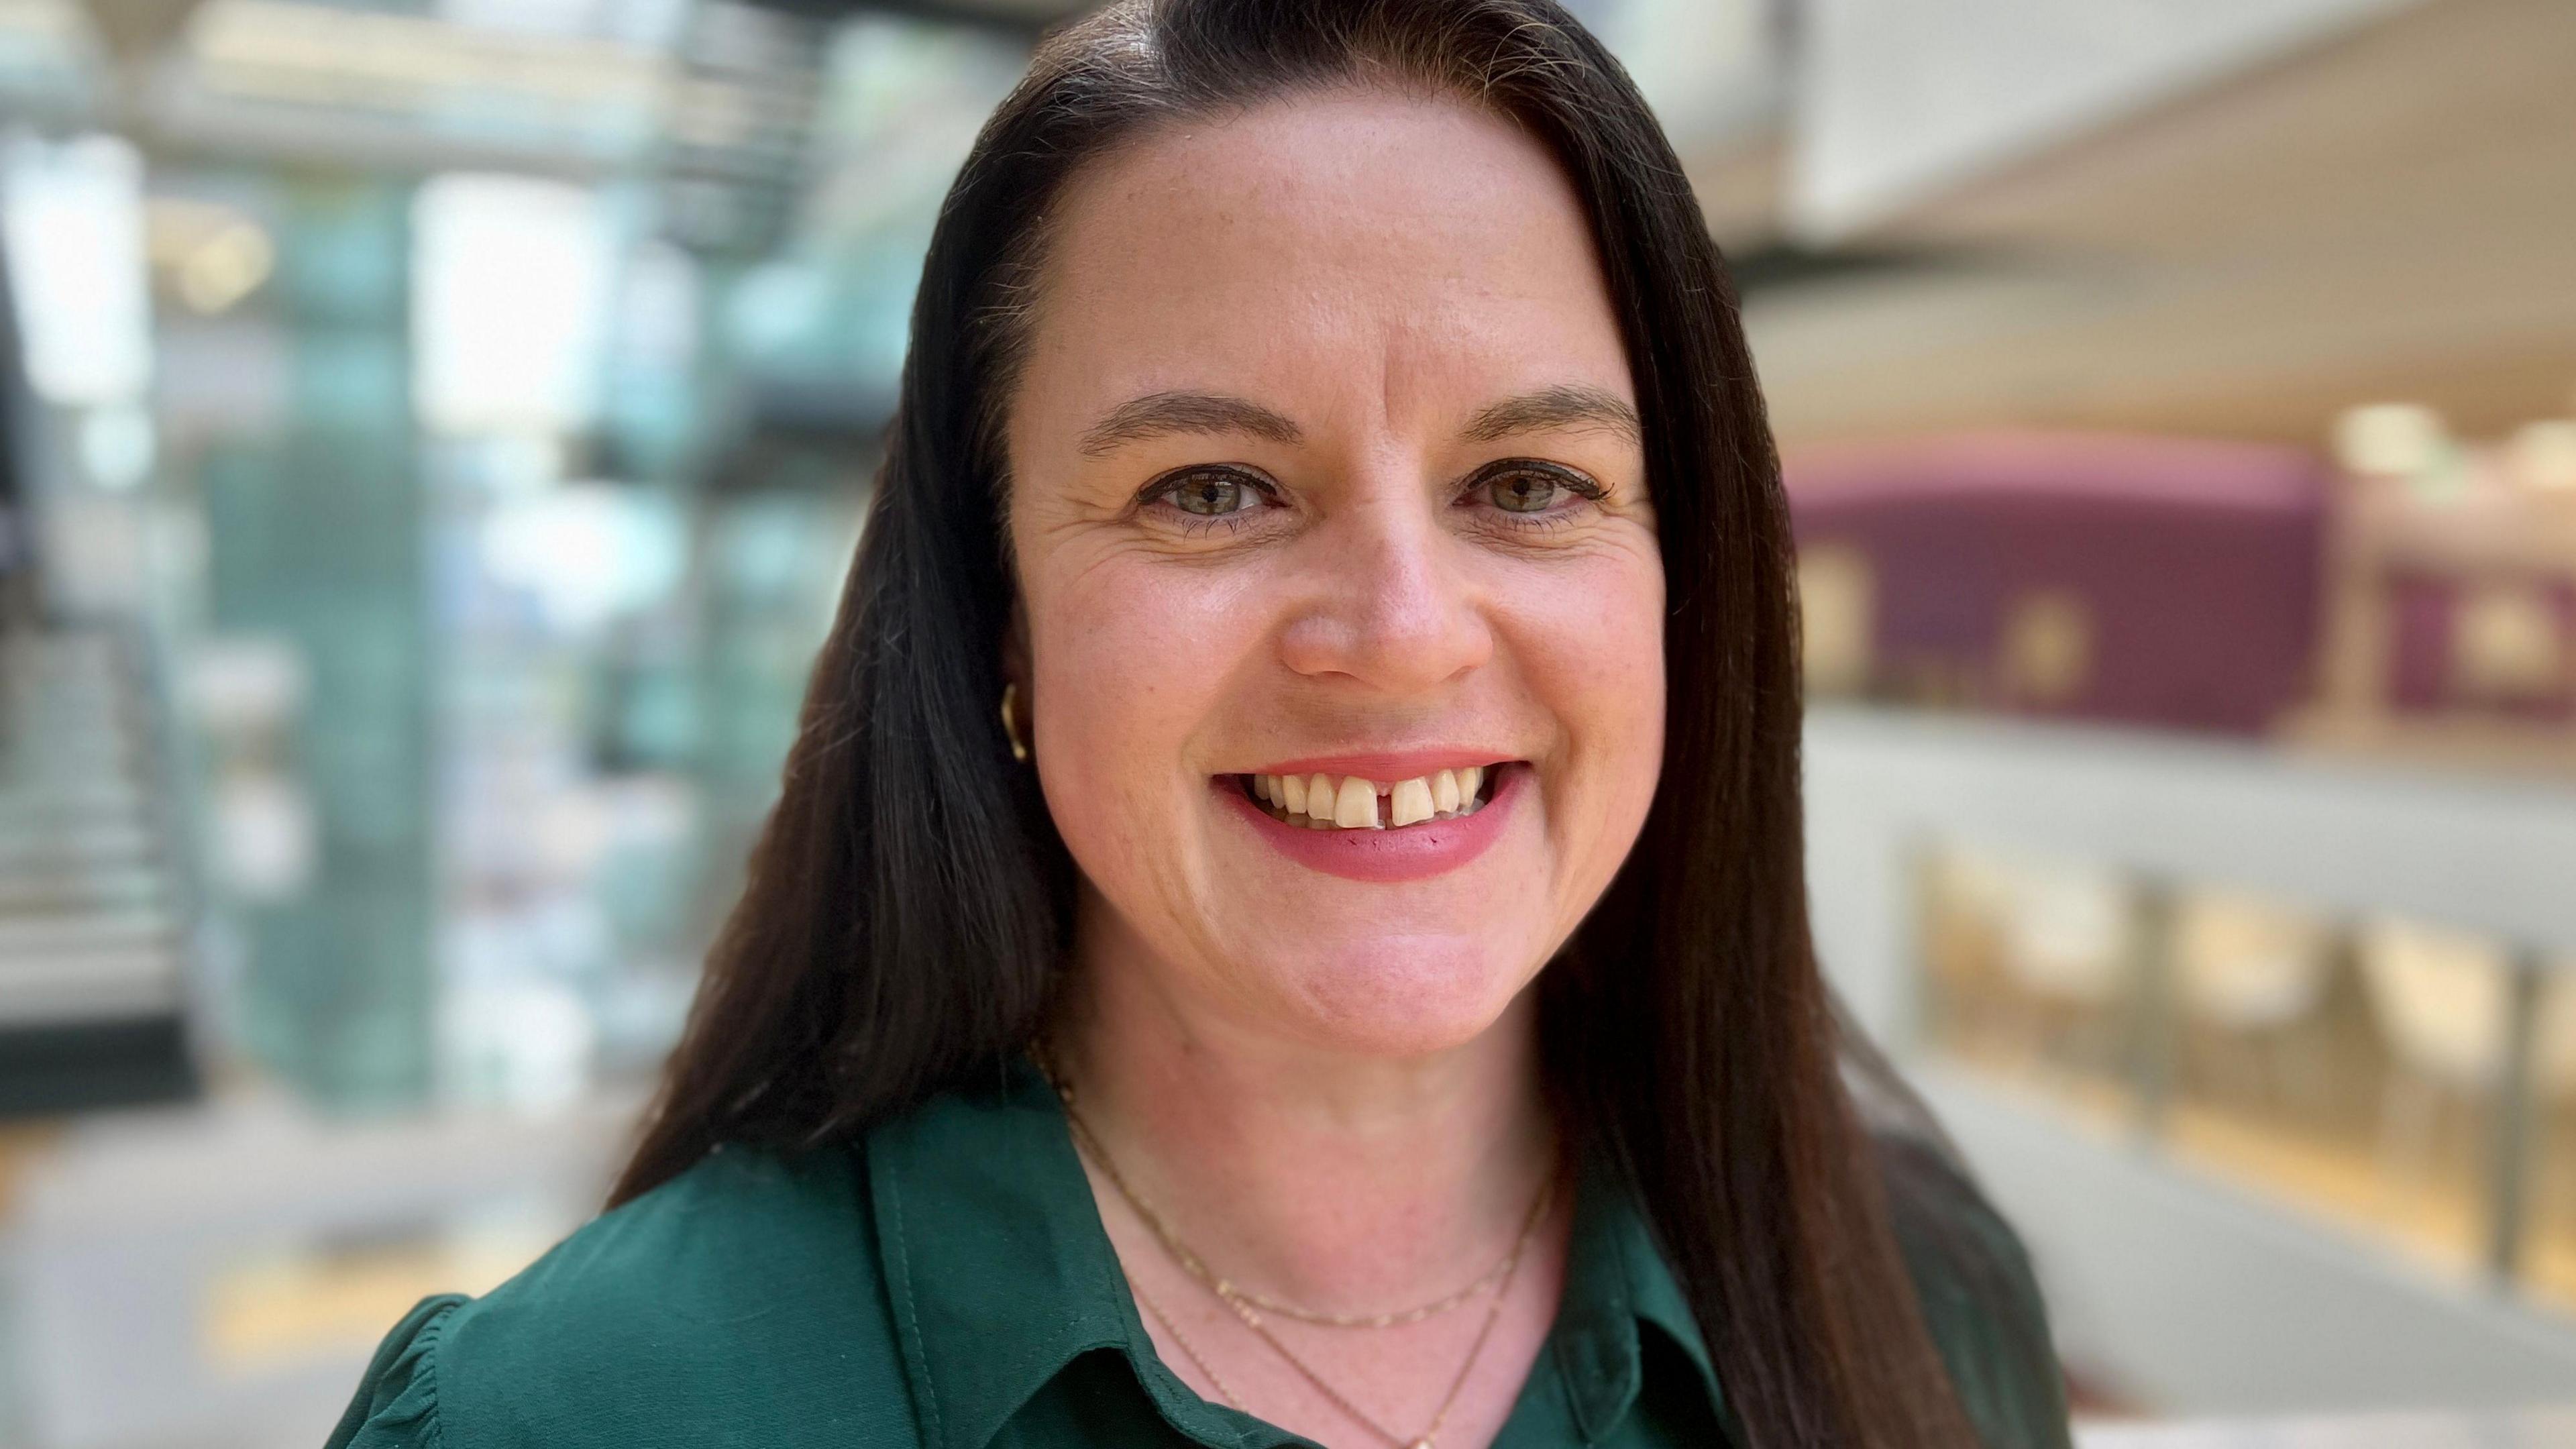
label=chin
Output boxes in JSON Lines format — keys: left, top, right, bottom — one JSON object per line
{"left": 1263, "top": 931, "right": 1538, "bottom": 1058}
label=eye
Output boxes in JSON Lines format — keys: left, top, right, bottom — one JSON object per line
{"left": 1469, "top": 461, "right": 1603, "bottom": 517}
{"left": 1146, "top": 466, "right": 1269, "bottom": 517}
{"left": 1489, "top": 471, "right": 1564, "bottom": 513}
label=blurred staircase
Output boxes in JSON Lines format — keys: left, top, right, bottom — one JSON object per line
{"left": 0, "top": 621, "right": 197, "bottom": 1114}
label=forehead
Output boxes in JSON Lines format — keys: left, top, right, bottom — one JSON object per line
{"left": 1013, "top": 87, "right": 1632, "bottom": 441}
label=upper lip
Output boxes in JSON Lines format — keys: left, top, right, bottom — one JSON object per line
{"left": 1232, "top": 751, "right": 1517, "bottom": 780}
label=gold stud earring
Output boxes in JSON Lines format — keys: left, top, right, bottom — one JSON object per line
{"left": 1000, "top": 682, "right": 1030, "bottom": 763}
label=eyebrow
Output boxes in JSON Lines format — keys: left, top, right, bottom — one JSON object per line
{"left": 1073, "top": 383, "right": 1642, "bottom": 458}
{"left": 1077, "top": 392, "right": 1303, "bottom": 456}
{"left": 1460, "top": 385, "right": 1642, "bottom": 446}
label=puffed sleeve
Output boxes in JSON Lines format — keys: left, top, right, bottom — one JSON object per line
{"left": 323, "top": 1294, "right": 470, "bottom": 1448}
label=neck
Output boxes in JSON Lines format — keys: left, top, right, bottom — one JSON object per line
{"left": 1049, "top": 904, "right": 1558, "bottom": 1318}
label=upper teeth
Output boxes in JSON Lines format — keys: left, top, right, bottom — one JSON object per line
{"left": 1248, "top": 767, "right": 1489, "bottom": 830}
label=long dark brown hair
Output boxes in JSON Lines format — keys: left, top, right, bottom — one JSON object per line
{"left": 616, "top": 3, "right": 2017, "bottom": 1445}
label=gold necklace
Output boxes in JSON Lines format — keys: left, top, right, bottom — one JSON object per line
{"left": 1038, "top": 1055, "right": 1554, "bottom": 1328}
{"left": 1040, "top": 1054, "right": 1554, "bottom": 1449}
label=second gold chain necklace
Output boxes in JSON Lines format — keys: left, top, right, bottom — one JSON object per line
{"left": 1040, "top": 1056, "right": 1556, "bottom": 1449}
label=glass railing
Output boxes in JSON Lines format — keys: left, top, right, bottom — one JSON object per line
{"left": 1919, "top": 841, "right": 2576, "bottom": 1311}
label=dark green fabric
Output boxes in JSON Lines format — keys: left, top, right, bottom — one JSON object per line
{"left": 327, "top": 1058, "right": 2070, "bottom": 1448}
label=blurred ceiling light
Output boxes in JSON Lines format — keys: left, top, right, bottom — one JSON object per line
{"left": 2000, "top": 589, "right": 2094, "bottom": 706}
{"left": 2508, "top": 419, "right": 2576, "bottom": 492}
{"left": 413, "top": 172, "right": 612, "bottom": 435}
{"left": 2331, "top": 402, "right": 2448, "bottom": 478}
{"left": 150, "top": 196, "right": 275, "bottom": 311}
{"left": 176, "top": 219, "right": 272, "bottom": 312}
{"left": 1795, "top": 546, "right": 1874, "bottom": 698}
{"left": 2451, "top": 581, "right": 2565, "bottom": 703}
{"left": 0, "top": 132, "right": 150, "bottom": 405}
{"left": 481, "top": 485, "right": 685, "bottom": 632}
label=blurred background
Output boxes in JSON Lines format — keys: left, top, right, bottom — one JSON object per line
{"left": 0, "top": 0, "right": 2569, "bottom": 1444}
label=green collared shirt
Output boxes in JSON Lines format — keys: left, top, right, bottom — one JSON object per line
{"left": 328, "top": 1059, "right": 2070, "bottom": 1448}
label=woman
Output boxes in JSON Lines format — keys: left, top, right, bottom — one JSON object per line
{"left": 332, "top": 2, "right": 2071, "bottom": 1446}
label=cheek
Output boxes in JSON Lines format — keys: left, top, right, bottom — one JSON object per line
{"left": 1498, "top": 547, "right": 1666, "bottom": 840}
{"left": 1022, "top": 551, "right": 1262, "bottom": 825}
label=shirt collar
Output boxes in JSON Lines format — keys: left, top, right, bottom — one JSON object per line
{"left": 1553, "top": 1161, "right": 1731, "bottom": 1442}
{"left": 864, "top": 1053, "right": 1729, "bottom": 1449}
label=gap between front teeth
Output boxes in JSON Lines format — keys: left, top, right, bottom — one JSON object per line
{"left": 1247, "top": 765, "right": 1491, "bottom": 830}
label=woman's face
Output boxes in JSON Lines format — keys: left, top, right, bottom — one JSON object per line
{"left": 1006, "top": 89, "right": 1665, "bottom": 1057}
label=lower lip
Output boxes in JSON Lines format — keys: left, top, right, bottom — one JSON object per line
{"left": 1216, "top": 766, "right": 1522, "bottom": 883}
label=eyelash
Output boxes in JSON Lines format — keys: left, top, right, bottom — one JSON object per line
{"left": 1136, "top": 460, "right": 1607, "bottom": 535}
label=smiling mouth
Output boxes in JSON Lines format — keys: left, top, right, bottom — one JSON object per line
{"left": 1233, "top": 765, "right": 1507, "bottom": 830}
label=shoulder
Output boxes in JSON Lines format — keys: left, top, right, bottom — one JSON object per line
{"left": 327, "top": 1143, "right": 922, "bottom": 1449}
{"left": 1876, "top": 1130, "right": 2076, "bottom": 1449}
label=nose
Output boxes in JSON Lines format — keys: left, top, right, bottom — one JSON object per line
{"left": 1277, "top": 496, "right": 1493, "bottom": 692}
